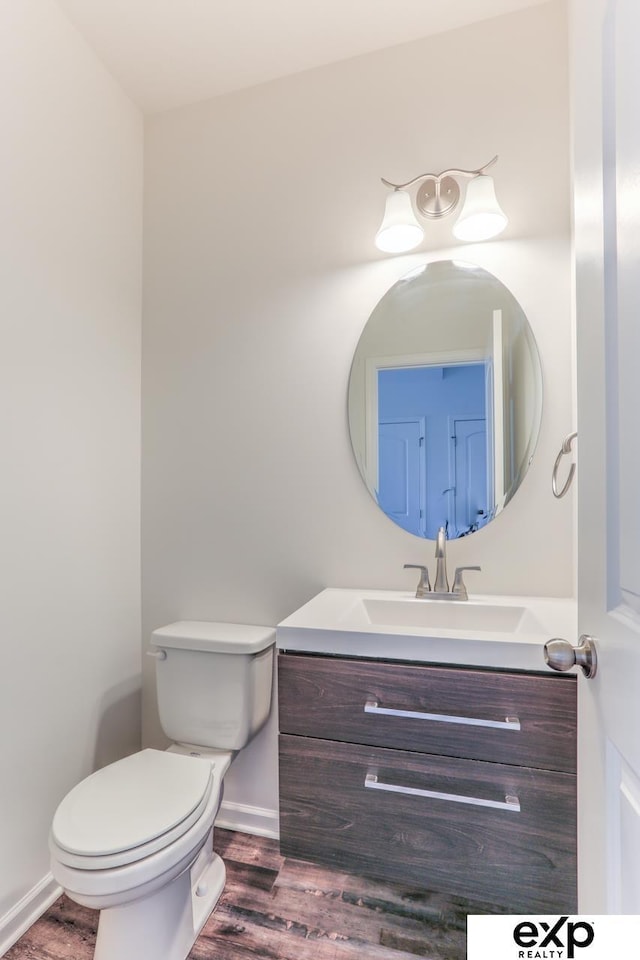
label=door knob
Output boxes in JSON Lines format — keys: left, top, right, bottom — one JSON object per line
{"left": 544, "top": 635, "right": 597, "bottom": 679}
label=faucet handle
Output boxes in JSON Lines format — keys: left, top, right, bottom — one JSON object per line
{"left": 404, "top": 564, "right": 431, "bottom": 598}
{"left": 451, "top": 565, "right": 481, "bottom": 600}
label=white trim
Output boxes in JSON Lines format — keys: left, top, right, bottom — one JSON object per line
{"left": 0, "top": 873, "right": 61, "bottom": 957}
{"left": 215, "top": 801, "right": 279, "bottom": 840}
{"left": 491, "top": 309, "right": 505, "bottom": 507}
{"left": 370, "top": 349, "right": 486, "bottom": 368}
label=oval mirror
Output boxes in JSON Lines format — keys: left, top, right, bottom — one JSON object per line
{"left": 348, "top": 260, "right": 543, "bottom": 540}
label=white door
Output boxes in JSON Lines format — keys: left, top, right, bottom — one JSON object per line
{"left": 378, "top": 417, "right": 426, "bottom": 537}
{"left": 572, "top": 0, "right": 640, "bottom": 912}
{"left": 449, "top": 417, "right": 488, "bottom": 537}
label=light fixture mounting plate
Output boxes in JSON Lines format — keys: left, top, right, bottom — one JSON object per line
{"left": 416, "top": 175, "right": 461, "bottom": 219}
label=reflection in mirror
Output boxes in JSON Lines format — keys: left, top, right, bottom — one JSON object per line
{"left": 348, "top": 261, "right": 543, "bottom": 540}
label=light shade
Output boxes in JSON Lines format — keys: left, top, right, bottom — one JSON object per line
{"left": 375, "top": 189, "right": 424, "bottom": 253}
{"left": 452, "top": 174, "right": 508, "bottom": 242}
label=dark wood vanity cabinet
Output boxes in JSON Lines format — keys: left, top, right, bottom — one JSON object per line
{"left": 277, "top": 652, "right": 577, "bottom": 913}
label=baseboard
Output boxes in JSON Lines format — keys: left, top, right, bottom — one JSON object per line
{"left": 0, "top": 874, "right": 61, "bottom": 957}
{"left": 216, "top": 800, "right": 279, "bottom": 839}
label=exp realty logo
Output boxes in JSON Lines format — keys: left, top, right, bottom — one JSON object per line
{"left": 512, "top": 916, "right": 594, "bottom": 958}
{"left": 467, "top": 914, "right": 639, "bottom": 960}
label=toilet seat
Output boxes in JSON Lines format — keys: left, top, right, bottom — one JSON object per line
{"left": 51, "top": 749, "right": 215, "bottom": 870}
{"left": 50, "top": 763, "right": 226, "bottom": 907}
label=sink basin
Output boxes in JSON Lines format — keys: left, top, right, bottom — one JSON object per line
{"left": 354, "top": 597, "right": 544, "bottom": 633}
{"left": 276, "top": 588, "right": 577, "bottom": 672}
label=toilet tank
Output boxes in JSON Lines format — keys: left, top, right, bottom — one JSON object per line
{"left": 150, "top": 621, "right": 275, "bottom": 751}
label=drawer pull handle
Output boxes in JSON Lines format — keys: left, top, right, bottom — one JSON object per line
{"left": 364, "top": 773, "right": 521, "bottom": 812}
{"left": 364, "top": 699, "right": 520, "bottom": 731}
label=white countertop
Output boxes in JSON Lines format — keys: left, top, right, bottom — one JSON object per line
{"left": 276, "top": 588, "right": 577, "bottom": 673}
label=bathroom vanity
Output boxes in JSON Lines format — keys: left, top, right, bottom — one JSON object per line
{"left": 276, "top": 589, "right": 577, "bottom": 913}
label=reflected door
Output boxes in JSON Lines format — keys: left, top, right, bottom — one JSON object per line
{"left": 450, "top": 417, "right": 488, "bottom": 537}
{"left": 378, "top": 418, "right": 426, "bottom": 537}
{"left": 378, "top": 363, "right": 488, "bottom": 539}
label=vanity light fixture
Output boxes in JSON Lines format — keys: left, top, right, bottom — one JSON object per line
{"left": 375, "top": 155, "right": 508, "bottom": 253}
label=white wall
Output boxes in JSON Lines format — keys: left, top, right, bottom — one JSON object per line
{"left": 142, "top": 1, "right": 572, "bottom": 825}
{"left": 0, "top": 0, "right": 142, "bottom": 947}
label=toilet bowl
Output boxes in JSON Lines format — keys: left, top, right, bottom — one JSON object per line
{"left": 50, "top": 749, "right": 231, "bottom": 959}
{"left": 50, "top": 621, "right": 276, "bottom": 960}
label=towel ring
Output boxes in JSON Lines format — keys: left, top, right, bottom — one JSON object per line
{"left": 552, "top": 431, "right": 577, "bottom": 498}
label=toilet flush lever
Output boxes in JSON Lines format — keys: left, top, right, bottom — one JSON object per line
{"left": 146, "top": 649, "right": 167, "bottom": 660}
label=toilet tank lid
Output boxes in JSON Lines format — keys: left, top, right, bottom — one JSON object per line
{"left": 151, "top": 620, "right": 276, "bottom": 654}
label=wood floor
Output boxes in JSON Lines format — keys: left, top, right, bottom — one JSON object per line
{"left": 6, "top": 829, "right": 503, "bottom": 959}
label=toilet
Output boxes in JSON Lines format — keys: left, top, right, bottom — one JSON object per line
{"left": 49, "top": 621, "right": 275, "bottom": 960}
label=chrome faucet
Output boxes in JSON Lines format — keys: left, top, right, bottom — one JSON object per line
{"left": 404, "top": 525, "right": 481, "bottom": 600}
{"left": 433, "top": 526, "right": 449, "bottom": 593}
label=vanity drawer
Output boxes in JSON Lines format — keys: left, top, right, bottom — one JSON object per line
{"left": 278, "top": 653, "right": 576, "bottom": 773}
{"left": 279, "top": 734, "right": 577, "bottom": 913}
